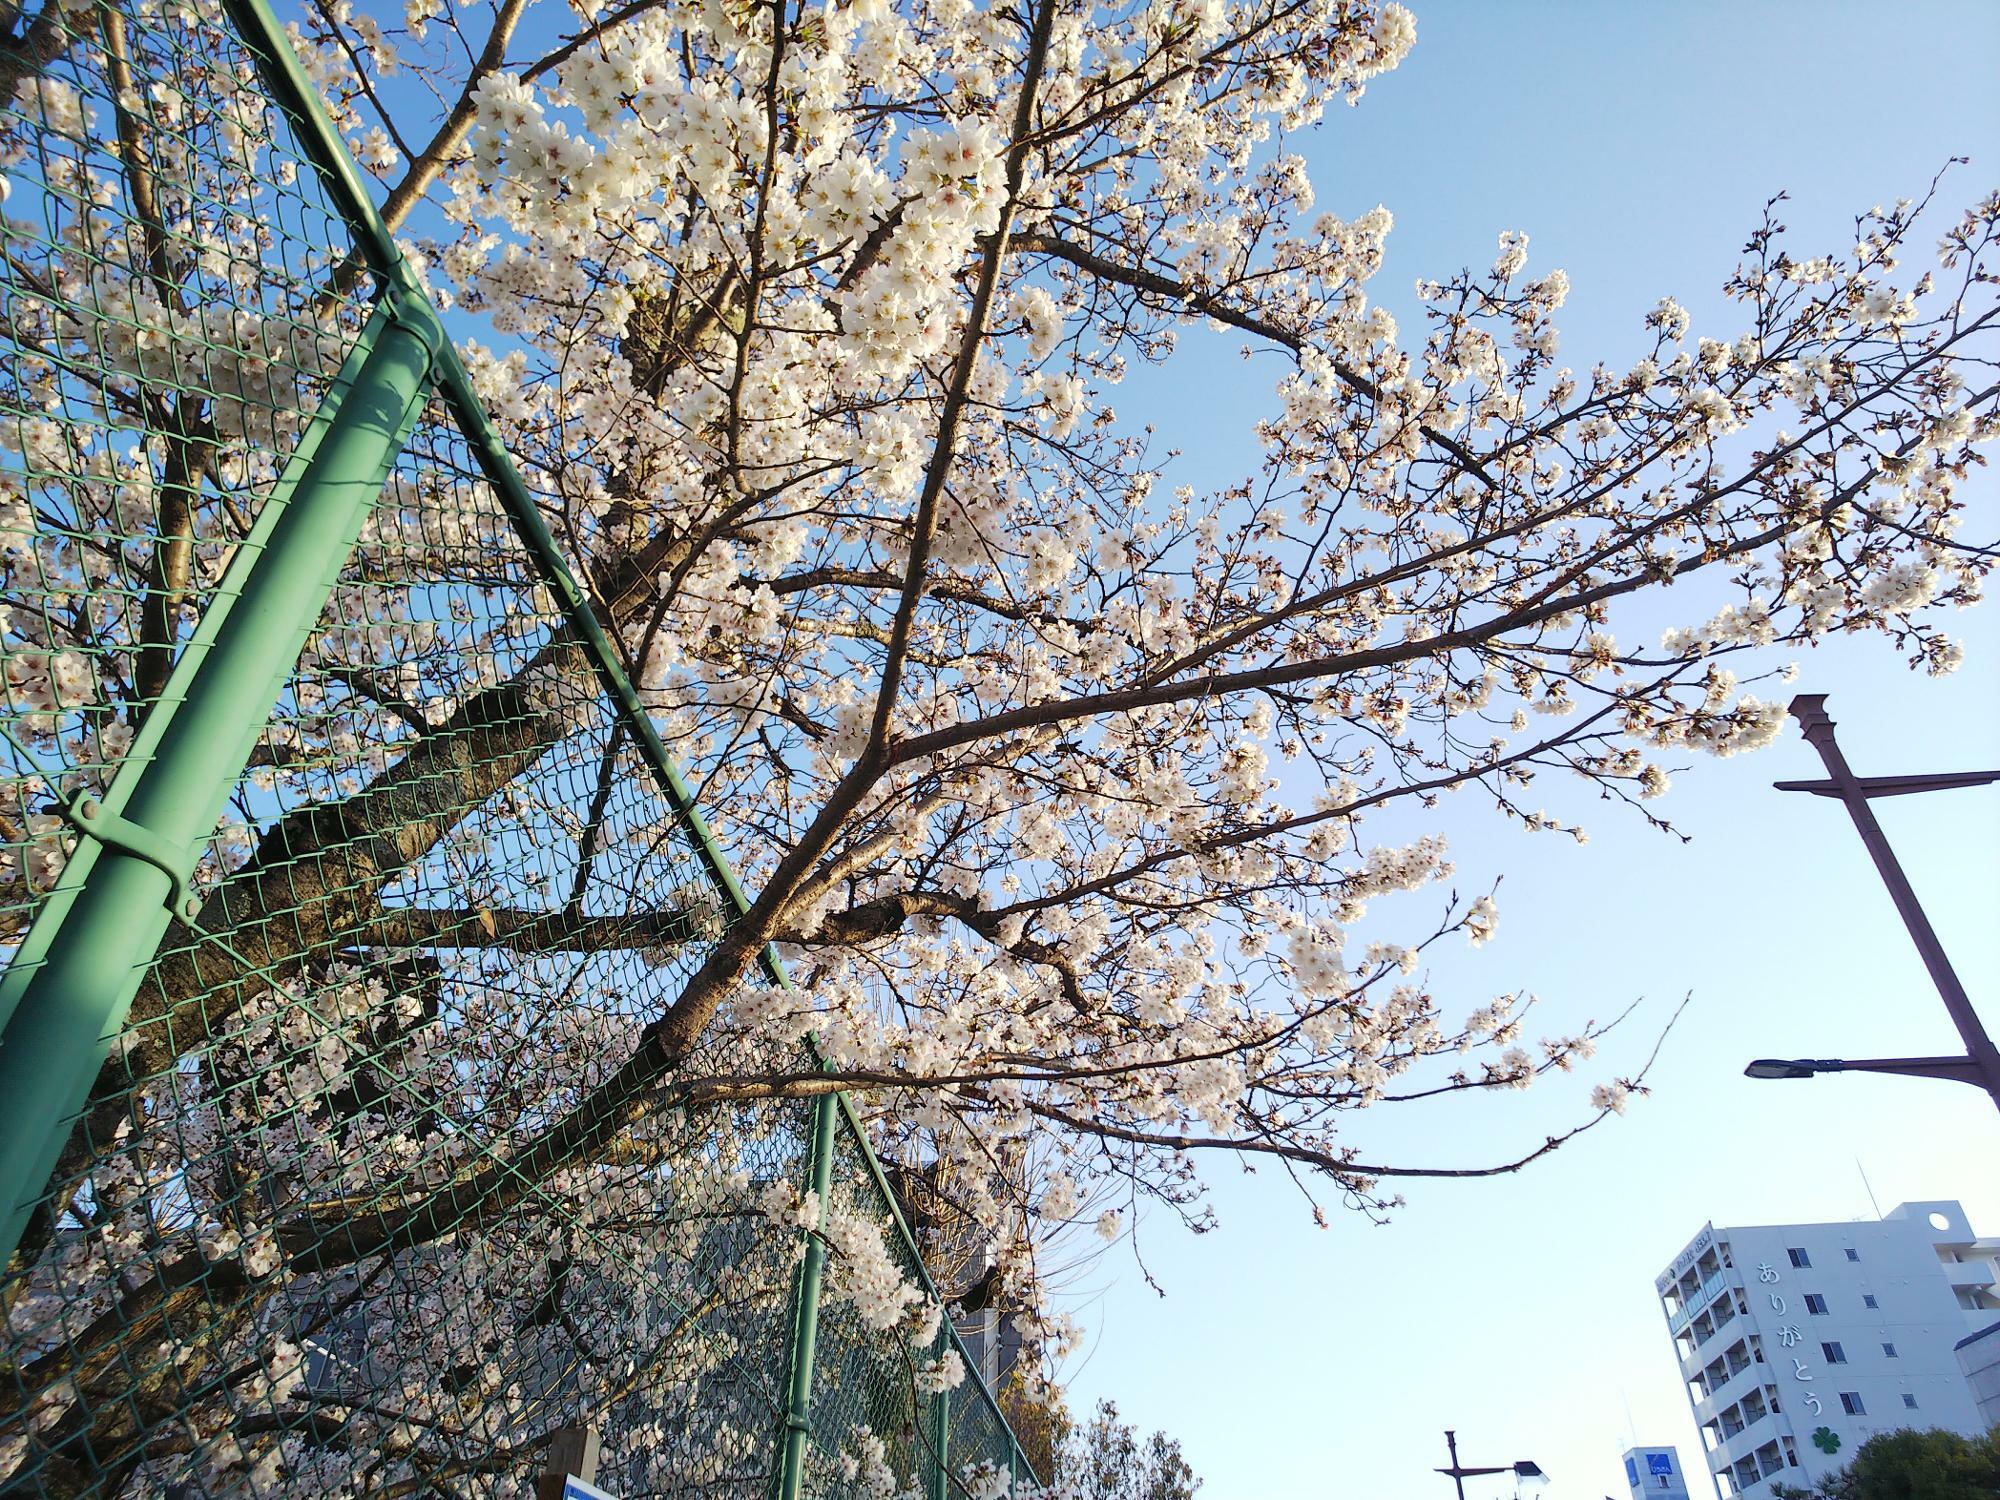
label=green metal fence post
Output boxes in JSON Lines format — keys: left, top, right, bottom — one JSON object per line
{"left": 0, "top": 292, "right": 439, "bottom": 1269}
{"left": 929, "top": 1384, "right": 951, "bottom": 1500}
{"left": 774, "top": 1090, "right": 839, "bottom": 1500}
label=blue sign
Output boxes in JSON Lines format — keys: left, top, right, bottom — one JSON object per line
{"left": 1648, "top": 1454, "right": 1675, "bottom": 1476}
{"left": 563, "top": 1479, "right": 617, "bottom": 1500}
{"left": 1626, "top": 1458, "right": 1639, "bottom": 1485}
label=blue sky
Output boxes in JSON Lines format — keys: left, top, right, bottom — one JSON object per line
{"left": 1058, "top": 4, "right": 2000, "bottom": 1497}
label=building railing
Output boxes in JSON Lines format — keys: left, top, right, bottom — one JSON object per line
{"left": 1670, "top": 1268, "right": 1733, "bottom": 1332}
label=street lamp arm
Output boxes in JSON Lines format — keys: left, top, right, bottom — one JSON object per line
{"left": 1773, "top": 769, "right": 2000, "bottom": 799}
{"left": 1833, "top": 1054, "right": 1986, "bottom": 1083}
{"left": 1744, "top": 1055, "right": 1986, "bottom": 1085}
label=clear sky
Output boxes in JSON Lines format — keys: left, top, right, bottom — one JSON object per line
{"left": 1057, "top": 4, "right": 2000, "bottom": 1498}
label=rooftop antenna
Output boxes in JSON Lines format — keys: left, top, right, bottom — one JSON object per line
{"left": 1857, "top": 1157, "right": 1884, "bottom": 1220}
{"left": 1620, "top": 1387, "right": 1638, "bottom": 1450}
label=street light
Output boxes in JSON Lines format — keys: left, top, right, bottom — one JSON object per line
{"left": 1744, "top": 695, "right": 2000, "bottom": 1112}
{"left": 1745, "top": 1055, "right": 1988, "bottom": 1085}
{"left": 1744, "top": 1059, "right": 1820, "bottom": 1080}
{"left": 1437, "top": 1432, "right": 1547, "bottom": 1500}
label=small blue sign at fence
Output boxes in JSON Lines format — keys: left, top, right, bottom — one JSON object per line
{"left": 563, "top": 1478, "right": 617, "bottom": 1500}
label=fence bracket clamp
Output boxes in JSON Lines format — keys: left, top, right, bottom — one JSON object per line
{"left": 64, "top": 797, "right": 202, "bottom": 925}
{"left": 380, "top": 281, "right": 448, "bottom": 370}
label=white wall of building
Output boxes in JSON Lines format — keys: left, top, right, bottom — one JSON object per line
{"left": 1654, "top": 1200, "right": 2000, "bottom": 1500}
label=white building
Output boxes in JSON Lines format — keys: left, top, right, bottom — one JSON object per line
{"left": 1623, "top": 1446, "right": 1692, "bottom": 1500}
{"left": 1656, "top": 1200, "right": 2000, "bottom": 1500}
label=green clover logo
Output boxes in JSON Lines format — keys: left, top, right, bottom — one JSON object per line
{"left": 1812, "top": 1427, "right": 1842, "bottom": 1455}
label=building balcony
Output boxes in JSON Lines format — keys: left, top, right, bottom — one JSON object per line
{"left": 1669, "top": 1269, "right": 1734, "bottom": 1333}
{"left": 1680, "top": 1310, "right": 1745, "bottom": 1373}
{"left": 1695, "top": 1362, "right": 1761, "bottom": 1417}
{"left": 1715, "top": 1411, "right": 1782, "bottom": 1467}
{"left": 1681, "top": 1340, "right": 1719, "bottom": 1379}
{"left": 1944, "top": 1259, "right": 1997, "bottom": 1291}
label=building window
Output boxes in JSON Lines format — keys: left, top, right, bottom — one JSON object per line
{"left": 1844, "top": 1248, "right": 1860, "bottom": 1262}
{"left": 1840, "top": 1392, "right": 1866, "bottom": 1416}
{"left": 1821, "top": 1342, "right": 1846, "bottom": 1363}
{"left": 1903, "top": 1394, "right": 1919, "bottom": 1410}
{"left": 1788, "top": 1247, "right": 1811, "bottom": 1268}
{"left": 1862, "top": 1294, "right": 1878, "bottom": 1309}
{"left": 1804, "top": 1293, "right": 1829, "bottom": 1316}
{"left": 1883, "top": 1342, "right": 1898, "bottom": 1358}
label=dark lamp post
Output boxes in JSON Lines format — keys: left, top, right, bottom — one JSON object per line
{"left": 1744, "top": 695, "right": 2000, "bottom": 1112}
{"left": 1437, "top": 1432, "right": 1546, "bottom": 1500}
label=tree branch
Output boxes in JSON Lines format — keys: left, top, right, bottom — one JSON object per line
{"left": 1011, "top": 228, "right": 1498, "bottom": 488}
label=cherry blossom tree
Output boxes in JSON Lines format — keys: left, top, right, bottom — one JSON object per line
{"left": 289, "top": 0, "right": 2000, "bottom": 1292}
{"left": 1, "top": 0, "right": 1996, "bottom": 1490}
{"left": 1055, "top": 1400, "right": 1198, "bottom": 1500}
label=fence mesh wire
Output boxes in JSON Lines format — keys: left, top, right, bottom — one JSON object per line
{"left": 0, "top": 0, "right": 373, "bottom": 946}
{"left": 0, "top": 1, "right": 1031, "bottom": 1495}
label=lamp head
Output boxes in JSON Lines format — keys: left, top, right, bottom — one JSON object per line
{"left": 1513, "top": 1460, "right": 1549, "bottom": 1494}
{"left": 1744, "top": 1058, "right": 1823, "bottom": 1080}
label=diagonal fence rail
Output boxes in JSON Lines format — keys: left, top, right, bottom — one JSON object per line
{"left": 0, "top": 1, "right": 1036, "bottom": 1493}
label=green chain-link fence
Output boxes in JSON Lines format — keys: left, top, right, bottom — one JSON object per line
{"left": 0, "top": 1, "right": 1036, "bottom": 1493}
